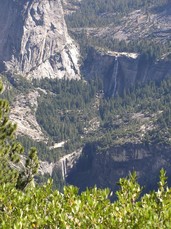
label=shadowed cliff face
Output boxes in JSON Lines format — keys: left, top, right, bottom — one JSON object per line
{"left": 67, "top": 143, "right": 171, "bottom": 195}
{"left": 0, "top": 0, "right": 80, "bottom": 79}
{"left": 83, "top": 48, "right": 171, "bottom": 97}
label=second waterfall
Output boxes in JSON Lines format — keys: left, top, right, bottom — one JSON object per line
{"left": 110, "top": 56, "right": 119, "bottom": 97}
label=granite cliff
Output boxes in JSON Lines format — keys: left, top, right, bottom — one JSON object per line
{"left": 83, "top": 48, "right": 171, "bottom": 97}
{"left": 2, "top": 0, "right": 171, "bottom": 193}
{"left": 0, "top": 0, "right": 80, "bottom": 79}
{"left": 67, "top": 142, "right": 171, "bottom": 195}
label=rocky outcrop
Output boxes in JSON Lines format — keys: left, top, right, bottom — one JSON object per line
{"left": 72, "top": 5, "right": 171, "bottom": 44}
{"left": 39, "top": 148, "right": 82, "bottom": 180}
{"left": 62, "top": 0, "right": 82, "bottom": 15}
{"left": 53, "top": 148, "right": 82, "bottom": 180}
{"left": 0, "top": 0, "right": 80, "bottom": 79}
{"left": 67, "top": 143, "right": 171, "bottom": 195}
{"left": 10, "top": 90, "right": 46, "bottom": 141}
{"left": 83, "top": 48, "right": 171, "bottom": 97}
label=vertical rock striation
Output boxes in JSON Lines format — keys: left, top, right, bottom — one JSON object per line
{"left": 67, "top": 143, "right": 171, "bottom": 195}
{"left": 0, "top": 0, "right": 80, "bottom": 79}
{"left": 110, "top": 56, "right": 119, "bottom": 97}
{"left": 83, "top": 48, "right": 171, "bottom": 97}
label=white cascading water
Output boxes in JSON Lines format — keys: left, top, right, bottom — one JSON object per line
{"left": 59, "top": 148, "right": 82, "bottom": 180}
{"left": 111, "top": 56, "right": 119, "bottom": 97}
{"left": 61, "top": 159, "right": 67, "bottom": 180}
{"left": 61, "top": 159, "right": 64, "bottom": 179}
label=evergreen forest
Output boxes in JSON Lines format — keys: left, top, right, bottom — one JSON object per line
{"left": 65, "top": 0, "right": 171, "bottom": 60}
{"left": 1, "top": 0, "right": 171, "bottom": 227}
{"left": 1, "top": 80, "right": 171, "bottom": 227}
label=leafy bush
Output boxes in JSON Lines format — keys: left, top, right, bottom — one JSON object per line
{"left": 1, "top": 80, "right": 171, "bottom": 228}
{"left": 1, "top": 169, "right": 171, "bottom": 228}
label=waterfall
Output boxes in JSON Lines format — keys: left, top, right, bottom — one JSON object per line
{"left": 59, "top": 148, "right": 82, "bottom": 180}
{"left": 61, "top": 158, "right": 67, "bottom": 180}
{"left": 110, "top": 56, "right": 119, "bottom": 97}
{"left": 63, "top": 159, "right": 67, "bottom": 178}
{"left": 61, "top": 159, "right": 64, "bottom": 179}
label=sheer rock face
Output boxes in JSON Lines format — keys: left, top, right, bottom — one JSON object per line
{"left": 0, "top": 0, "right": 80, "bottom": 79}
{"left": 83, "top": 48, "right": 171, "bottom": 97}
{"left": 67, "top": 143, "right": 171, "bottom": 195}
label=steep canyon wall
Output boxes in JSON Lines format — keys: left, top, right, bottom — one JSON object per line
{"left": 83, "top": 48, "right": 171, "bottom": 97}
{"left": 67, "top": 143, "right": 171, "bottom": 195}
{"left": 0, "top": 0, "right": 80, "bottom": 79}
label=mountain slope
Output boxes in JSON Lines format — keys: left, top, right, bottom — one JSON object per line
{"left": 2, "top": 0, "right": 171, "bottom": 191}
{"left": 0, "top": 0, "right": 80, "bottom": 79}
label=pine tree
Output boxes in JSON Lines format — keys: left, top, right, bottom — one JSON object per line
{"left": 16, "top": 147, "right": 39, "bottom": 190}
{"left": 0, "top": 80, "right": 39, "bottom": 189}
{"left": 0, "top": 81, "right": 23, "bottom": 185}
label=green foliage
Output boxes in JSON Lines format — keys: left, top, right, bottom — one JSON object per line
{"left": 16, "top": 148, "right": 39, "bottom": 190}
{"left": 67, "top": 0, "right": 170, "bottom": 60}
{"left": 0, "top": 81, "right": 23, "bottom": 186}
{"left": 0, "top": 80, "right": 39, "bottom": 190}
{"left": 70, "top": 26, "right": 171, "bottom": 62}
{"left": 1, "top": 169, "right": 171, "bottom": 228}
{"left": 1, "top": 83, "right": 171, "bottom": 227}
{"left": 66, "top": 0, "right": 167, "bottom": 28}
{"left": 3, "top": 69, "right": 171, "bottom": 161}
{"left": 17, "top": 75, "right": 171, "bottom": 158}
{"left": 17, "top": 135, "right": 60, "bottom": 162}
{"left": 97, "top": 77, "right": 171, "bottom": 149}
{"left": 34, "top": 78, "right": 102, "bottom": 153}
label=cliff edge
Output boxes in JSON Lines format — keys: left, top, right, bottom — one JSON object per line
{"left": 0, "top": 0, "right": 80, "bottom": 79}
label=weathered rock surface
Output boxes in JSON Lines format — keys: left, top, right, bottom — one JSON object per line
{"left": 10, "top": 89, "right": 46, "bottom": 141}
{"left": 0, "top": 0, "right": 80, "bottom": 79}
{"left": 38, "top": 148, "right": 82, "bottom": 179}
{"left": 67, "top": 143, "right": 171, "bottom": 195}
{"left": 53, "top": 148, "right": 82, "bottom": 179}
{"left": 62, "top": 0, "right": 82, "bottom": 15}
{"left": 83, "top": 48, "right": 171, "bottom": 97}
{"left": 71, "top": 4, "right": 171, "bottom": 44}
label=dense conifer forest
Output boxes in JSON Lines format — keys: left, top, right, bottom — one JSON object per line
{"left": 66, "top": 0, "right": 171, "bottom": 60}
{"left": 4, "top": 73, "right": 171, "bottom": 190}
{"left": 19, "top": 76, "right": 171, "bottom": 156}
{"left": 1, "top": 0, "right": 171, "bottom": 227}
{"left": 1, "top": 80, "right": 171, "bottom": 227}
{"left": 66, "top": 0, "right": 167, "bottom": 27}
